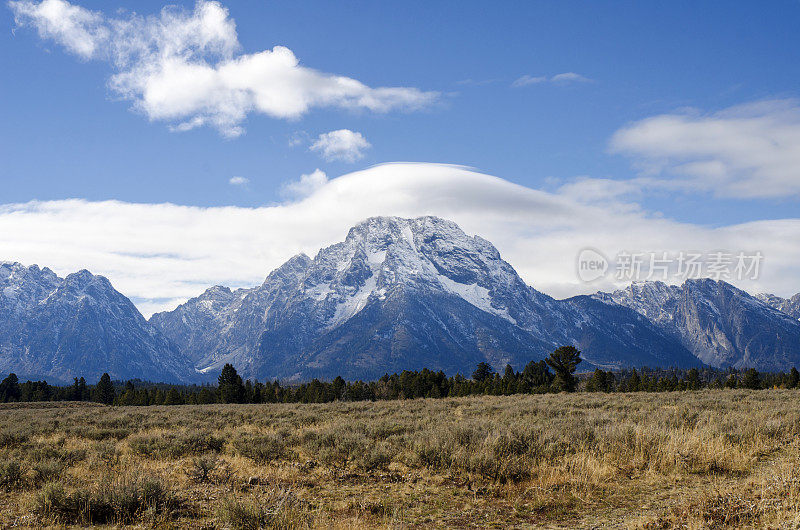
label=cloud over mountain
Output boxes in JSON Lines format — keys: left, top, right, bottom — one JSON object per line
{"left": 1, "top": 163, "right": 797, "bottom": 317}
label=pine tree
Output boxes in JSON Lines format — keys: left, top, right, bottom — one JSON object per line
{"left": 789, "top": 367, "right": 799, "bottom": 389}
{"left": 472, "top": 362, "right": 494, "bottom": 382}
{"left": 586, "top": 369, "right": 607, "bottom": 392}
{"left": 522, "top": 360, "right": 552, "bottom": 389}
{"left": 686, "top": 368, "right": 701, "bottom": 390}
{"left": 94, "top": 373, "right": 115, "bottom": 405}
{"left": 77, "top": 377, "right": 88, "bottom": 401}
{"left": 546, "top": 346, "right": 582, "bottom": 392}
{"left": 332, "top": 376, "right": 346, "bottom": 400}
{"left": 218, "top": 364, "right": 244, "bottom": 403}
{"left": 0, "top": 373, "right": 21, "bottom": 402}
{"left": 741, "top": 368, "right": 761, "bottom": 390}
{"left": 164, "top": 388, "right": 183, "bottom": 405}
{"left": 628, "top": 369, "right": 641, "bottom": 392}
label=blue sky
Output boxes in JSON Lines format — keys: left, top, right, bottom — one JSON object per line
{"left": 2, "top": 0, "right": 800, "bottom": 314}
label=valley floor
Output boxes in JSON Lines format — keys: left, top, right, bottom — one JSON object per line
{"left": 1, "top": 390, "right": 800, "bottom": 528}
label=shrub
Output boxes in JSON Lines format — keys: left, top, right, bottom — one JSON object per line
{"left": 189, "top": 455, "right": 218, "bottom": 483}
{"left": 216, "top": 489, "right": 311, "bottom": 530}
{"left": 28, "top": 445, "right": 87, "bottom": 466}
{"left": 355, "top": 444, "right": 393, "bottom": 471}
{"left": 34, "top": 474, "right": 176, "bottom": 525}
{"left": 129, "top": 430, "right": 224, "bottom": 458}
{"left": 73, "top": 427, "right": 132, "bottom": 441}
{"left": 304, "top": 428, "right": 373, "bottom": 468}
{"left": 232, "top": 433, "right": 293, "bottom": 463}
{"left": 93, "top": 440, "right": 121, "bottom": 467}
{"left": 0, "top": 460, "right": 24, "bottom": 490}
{"left": 32, "top": 459, "right": 65, "bottom": 485}
{"left": 34, "top": 481, "right": 85, "bottom": 523}
{"left": 0, "top": 430, "right": 28, "bottom": 448}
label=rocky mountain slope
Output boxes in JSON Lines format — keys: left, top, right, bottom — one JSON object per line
{"left": 5, "top": 216, "right": 798, "bottom": 383}
{"left": 0, "top": 262, "right": 195, "bottom": 383}
{"left": 594, "top": 280, "right": 800, "bottom": 371}
{"left": 152, "top": 216, "right": 697, "bottom": 381}
{"left": 756, "top": 293, "right": 800, "bottom": 320}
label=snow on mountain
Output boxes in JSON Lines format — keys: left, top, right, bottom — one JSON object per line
{"left": 8, "top": 216, "right": 796, "bottom": 383}
{"left": 152, "top": 216, "right": 697, "bottom": 380}
{"left": 0, "top": 262, "right": 195, "bottom": 383}
{"left": 756, "top": 292, "right": 800, "bottom": 321}
{"left": 595, "top": 279, "right": 800, "bottom": 371}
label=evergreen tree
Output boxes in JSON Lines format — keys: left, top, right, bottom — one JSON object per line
{"left": 586, "top": 369, "right": 608, "bottom": 392}
{"left": 686, "top": 368, "right": 701, "bottom": 390}
{"left": 472, "top": 362, "right": 494, "bottom": 382}
{"left": 628, "top": 369, "right": 641, "bottom": 392}
{"left": 522, "top": 360, "right": 552, "bottom": 389}
{"left": 789, "top": 367, "right": 799, "bottom": 389}
{"left": 546, "top": 346, "right": 582, "bottom": 392}
{"left": 603, "top": 371, "right": 616, "bottom": 392}
{"left": 0, "top": 373, "right": 21, "bottom": 402}
{"left": 164, "top": 387, "right": 184, "bottom": 405}
{"left": 741, "top": 368, "right": 761, "bottom": 390}
{"left": 218, "top": 364, "right": 245, "bottom": 403}
{"left": 332, "top": 376, "right": 346, "bottom": 400}
{"left": 77, "top": 377, "right": 88, "bottom": 401}
{"left": 94, "top": 373, "right": 115, "bottom": 405}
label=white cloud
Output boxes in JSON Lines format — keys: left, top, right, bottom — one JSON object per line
{"left": 309, "top": 129, "right": 371, "bottom": 162}
{"left": 610, "top": 99, "right": 800, "bottom": 198}
{"left": 9, "top": 0, "right": 438, "bottom": 137}
{"left": 9, "top": 0, "right": 108, "bottom": 58}
{"left": 0, "top": 163, "right": 797, "bottom": 317}
{"left": 512, "top": 72, "right": 592, "bottom": 87}
{"left": 229, "top": 176, "right": 248, "bottom": 186}
{"left": 281, "top": 169, "right": 328, "bottom": 199}
{"left": 550, "top": 72, "right": 591, "bottom": 83}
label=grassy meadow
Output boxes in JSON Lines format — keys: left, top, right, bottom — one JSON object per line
{"left": 1, "top": 390, "right": 799, "bottom": 528}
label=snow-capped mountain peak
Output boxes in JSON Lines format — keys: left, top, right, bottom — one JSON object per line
{"left": 595, "top": 279, "right": 800, "bottom": 370}
{"left": 299, "top": 216, "right": 522, "bottom": 327}
{"left": 151, "top": 216, "right": 698, "bottom": 380}
{"left": 0, "top": 262, "right": 195, "bottom": 382}
{"left": 757, "top": 292, "right": 800, "bottom": 320}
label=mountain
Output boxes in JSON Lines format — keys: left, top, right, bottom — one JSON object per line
{"left": 7, "top": 216, "right": 796, "bottom": 383}
{"left": 594, "top": 280, "right": 800, "bottom": 371}
{"left": 756, "top": 293, "right": 800, "bottom": 321}
{"left": 152, "top": 216, "right": 697, "bottom": 381}
{"left": 0, "top": 262, "right": 195, "bottom": 383}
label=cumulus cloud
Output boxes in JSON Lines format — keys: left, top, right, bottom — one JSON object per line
{"left": 610, "top": 99, "right": 800, "bottom": 198}
{"left": 9, "top": 0, "right": 438, "bottom": 137}
{"left": 309, "top": 129, "right": 371, "bottom": 162}
{"left": 512, "top": 72, "right": 592, "bottom": 87}
{"left": 281, "top": 169, "right": 328, "bottom": 199}
{"left": 0, "top": 163, "right": 797, "bottom": 317}
{"left": 228, "top": 176, "right": 248, "bottom": 186}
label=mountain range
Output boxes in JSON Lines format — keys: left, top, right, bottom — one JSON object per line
{"left": 2, "top": 216, "right": 799, "bottom": 382}
{"left": 0, "top": 262, "right": 194, "bottom": 383}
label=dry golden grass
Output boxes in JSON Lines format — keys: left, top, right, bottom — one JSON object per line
{"left": 1, "top": 390, "right": 799, "bottom": 528}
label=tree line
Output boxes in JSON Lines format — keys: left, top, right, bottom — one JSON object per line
{"left": 1, "top": 346, "right": 798, "bottom": 405}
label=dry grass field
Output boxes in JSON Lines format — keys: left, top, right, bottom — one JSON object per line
{"left": 1, "top": 390, "right": 800, "bottom": 528}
